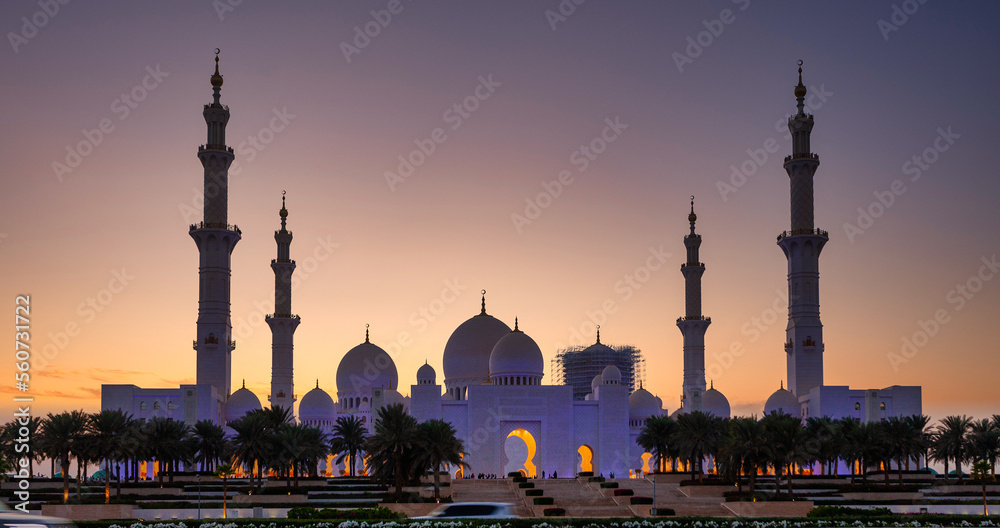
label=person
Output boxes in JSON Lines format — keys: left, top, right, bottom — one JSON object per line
{"left": 552, "top": 470, "right": 558, "bottom": 478}
{"left": 542, "top": 470, "right": 546, "bottom": 479}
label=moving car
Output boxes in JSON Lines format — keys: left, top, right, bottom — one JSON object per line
{"left": 417, "top": 502, "right": 517, "bottom": 519}
{"left": 0, "top": 501, "right": 75, "bottom": 528}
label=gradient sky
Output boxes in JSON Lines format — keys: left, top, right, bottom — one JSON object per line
{"left": 2, "top": 1, "right": 999, "bottom": 424}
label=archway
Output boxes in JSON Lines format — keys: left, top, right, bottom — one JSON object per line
{"left": 641, "top": 452, "right": 653, "bottom": 475}
{"left": 504, "top": 428, "right": 537, "bottom": 478}
{"left": 577, "top": 445, "right": 594, "bottom": 474}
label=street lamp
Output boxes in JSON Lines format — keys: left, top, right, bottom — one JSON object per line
{"left": 197, "top": 473, "right": 202, "bottom": 520}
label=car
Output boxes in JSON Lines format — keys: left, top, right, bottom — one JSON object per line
{"left": 0, "top": 501, "right": 75, "bottom": 528}
{"left": 416, "top": 502, "right": 517, "bottom": 519}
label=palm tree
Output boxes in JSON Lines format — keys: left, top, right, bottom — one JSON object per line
{"left": 230, "top": 411, "right": 271, "bottom": 490}
{"left": 216, "top": 462, "right": 236, "bottom": 519}
{"left": 330, "top": 415, "right": 367, "bottom": 477}
{"left": 906, "top": 414, "right": 932, "bottom": 471}
{"left": 192, "top": 420, "right": 228, "bottom": 472}
{"left": 804, "top": 417, "right": 841, "bottom": 475}
{"left": 365, "top": 403, "right": 419, "bottom": 499}
{"left": 672, "top": 411, "right": 723, "bottom": 482}
{"left": 637, "top": 416, "right": 678, "bottom": 474}
{"left": 274, "top": 423, "right": 326, "bottom": 486}
{"left": 933, "top": 415, "right": 972, "bottom": 482}
{"left": 970, "top": 419, "right": 1000, "bottom": 477}
{"left": 40, "top": 410, "right": 88, "bottom": 502}
{"left": 416, "top": 419, "right": 467, "bottom": 500}
{"left": 1, "top": 418, "right": 42, "bottom": 478}
{"left": 144, "top": 417, "right": 192, "bottom": 484}
{"left": 719, "top": 416, "right": 767, "bottom": 500}
{"left": 838, "top": 417, "right": 863, "bottom": 483}
{"left": 761, "top": 412, "right": 807, "bottom": 496}
{"left": 88, "top": 409, "right": 133, "bottom": 502}
{"left": 972, "top": 460, "right": 994, "bottom": 516}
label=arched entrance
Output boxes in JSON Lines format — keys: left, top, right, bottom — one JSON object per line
{"left": 577, "top": 445, "right": 594, "bottom": 474}
{"left": 504, "top": 428, "right": 537, "bottom": 478}
{"left": 641, "top": 452, "right": 653, "bottom": 474}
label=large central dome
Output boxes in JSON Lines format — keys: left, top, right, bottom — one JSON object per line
{"left": 336, "top": 334, "right": 398, "bottom": 394}
{"left": 443, "top": 310, "right": 511, "bottom": 383}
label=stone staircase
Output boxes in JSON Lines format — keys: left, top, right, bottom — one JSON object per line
{"left": 530, "top": 478, "right": 633, "bottom": 517}
{"left": 625, "top": 477, "right": 735, "bottom": 517}
{"left": 451, "top": 479, "right": 531, "bottom": 517}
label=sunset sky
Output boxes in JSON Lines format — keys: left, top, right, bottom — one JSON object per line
{"left": 2, "top": 1, "right": 999, "bottom": 424}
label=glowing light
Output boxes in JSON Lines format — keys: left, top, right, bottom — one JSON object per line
{"left": 506, "top": 428, "right": 537, "bottom": 477}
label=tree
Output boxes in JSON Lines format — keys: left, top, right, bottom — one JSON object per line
{"left": 933, "top": 415, "right": 972, "bottom": 482}
{"left": 972, "top": 460, "right": 993, "bottom": 516}
{"left": 40, "top": 410, "right": 88, "bottom": 503}
{"left": 229, "top": 411, "right": 271, "bottom": 491}
{"left": 274, "top": 424, "right": 326, "bottom": 486}
{"left": 330, "top": 415, "right": 368, "bottom": 477}
{"left": 838, "top": 417, "right": 862, "bottom": 484}
{"left": 637, "top": 416, "right": 678, "bottom": 474}
{"left": 144, "top": 417, "right": 192, "bottom": 484}
{"left": 88, "top": 409, "right": 133, "bottom": 502}
{"left": 906, "top": 414, "right": 932, "bottom": 471}
{"left": 761, "top": 412, "right": 806, "bottom": 496}
{"left": 718, "top": 416, "right": 768, "bottom": 500}
{"left": 970, "top": 419, "right": 1000, "bottom": 477}
{"left": 672, "top": 411, "right": 723, "bottom": 482}
{"left": 192, "top": 420, "right": 228, "bottom": 472}
{"left": 365, "top": 403, "right": 419, "bottom": 499}
{"left": 416, "top": 419, "right": 467, "bottom": 500}
{"left": 216, "top": 462, "right": 236, "bottom": 519}
{"left": 804, "top": 417, "right": 841, "bottom": 475}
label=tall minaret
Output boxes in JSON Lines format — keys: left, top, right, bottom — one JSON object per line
{"left": 676, "top": 196, "right": 710, "bottom": 411}
{"left": 266, "top": 192, "right": 300, "bottom": 414}
{"left": 191, "top": 49, "right": 240, "bottom": 404}
{"left": 778, "top": 61, "right": 828, "bottom": 397}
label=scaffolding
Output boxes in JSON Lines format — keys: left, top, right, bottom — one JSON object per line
{"left": 551, "top": 343, "right": 645, "bottom": 400}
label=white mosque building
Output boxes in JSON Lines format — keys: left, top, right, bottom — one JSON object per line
{"left": 101, "top": 54, "right": 920, "bottom": 478}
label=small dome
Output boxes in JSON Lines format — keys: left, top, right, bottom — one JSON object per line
{"left": 489, "top": 324, "right": 544, "bottom": 379}
{"left": 298, "top": 383, "right": 335, "bottom": 423}
{"left": 764, "top": 383, "right": 800, "bottom": 416}
{"left": 337, "top": 339, "right": 398, "bottom": 394}
{"left": 224, "top": 384, "right": 262, "bottom": 423}
{"left": 629, "top": 387, "right": 659, "bottom": 418}
{"left": 417, "top": 362, "right": 436, "bottom": 385}
{"left": 380, "top": 388, "right": 405, "bottom": 408}
{"left": 602, "top": 365, "right": 621, "bottom": 385}
{"left": 702, "top": 386, "right": 731, "bottom": 418}
{"left": 443, "top": 313, "right": 511, "bottom": 382}
{"left": 591, "top": 375, "right": 602, "bottom": 392}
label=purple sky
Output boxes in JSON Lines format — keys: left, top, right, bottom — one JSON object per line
{"left": 1, "top": 1, "right": 998, "bottom": 422}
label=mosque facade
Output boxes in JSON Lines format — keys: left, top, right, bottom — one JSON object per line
{"left": 101, "top": 55, "right": 920, "bottom": 477}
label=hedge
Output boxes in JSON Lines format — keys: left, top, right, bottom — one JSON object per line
{"left": 599, "top": 481, "right": 619, "bottom": 488}
{"left": 524, "top": 489, "right": 544, "bottom": 496}
{"left": 532, "top": 496, "right": 555, "bottom": 505}
{"left": 543, "top": 507, "right": 567, "bottom": 516}
{"left": 631, "top": 496, "right": 653, "bottom": 505}
{"left": 518, "top": 482, "right": 534, "bottom": 489}
{"left": 612, "top": 488, "right": 633, "bottom": 496}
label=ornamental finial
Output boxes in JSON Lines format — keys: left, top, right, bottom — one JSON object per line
{"left": 794, "top": 60, "right": 807, "bottom": 113}
{"left": 596, "top": 324, "right": 601, "bottom": 344}
{"left": 514, "top": 317, "right": 519, "bottom": 332}
{"left": 480, "top": 289, "right": 487, "bottom": 315}
{"left": 365, "top": 323, "right": 370, "bottom": 343}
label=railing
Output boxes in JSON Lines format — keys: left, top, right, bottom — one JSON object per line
{"left": 676, "top": 316, "right": 711, "bottom": 323}
{"left": 190, "top": 222, "right": 242, "bottom": 235}
{"left": 777, "top": 228, "right": 828, "bottom": 241}
{"left": 265, "top": 313, "right": 301, "bottom": 320}
{"left": 783, "top": 153, "right": 819, "bottom": 162}
{"left": 271, "top": 258, "right": 295, "bottom": 265}
{"left": 198, "top": 144, "right": 234, "bottom": 154}
{"left": 784, "top": 341, "right": 793, "bottom": 349}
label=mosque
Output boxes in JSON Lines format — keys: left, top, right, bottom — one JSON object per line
{"left": 101, "top": 54, "right": 921, "bottom": 478}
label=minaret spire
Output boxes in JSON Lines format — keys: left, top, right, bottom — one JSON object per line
{"left": 480, "top": 289, "right": 487, "bottom": 315}
{"left": 779, "top": 61, "right": 828, "bottom": 399}
{"left": 677, "top": 196, "right": 710, "bottom": 412}
{"left": 595, "top": 325, "right": 601, "bottom": 344}
{"left": 191, "top": 49, "right": 240, "bottom": 416}
{"left": 266, "top": 190, "right": 300, "bottom": 416}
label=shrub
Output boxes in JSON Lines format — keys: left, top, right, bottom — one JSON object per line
{"left": 630, "top": 496, "right": 653, "bottom": 505}
{"left": 512, "top": 476, "right": 528, "bottom": 483}
{"left": 525, "top": 489, "right": 544, "bottom": 497}
{"left": 613, "top": 488, "right": 634, "bottom": 496}
{"left": 518, "top": 482, "right": 535, "bottom": 489}
{"left": 600, "top": 481, "right": 619, "bottom": 488}
{"left": 533, "top": 496, "right": 555, "bottom": 505}
{"left": 651, "top": 507, "right": 676, "bottom": 516}
{"left": 507, "top": 471, "right": 522, "bottom": 477}
{"left": 808, "top": 505, "right": 894, "bottom": 518}
{"left": 578, "top": 471, "right": 594, "bottom": 477}
{"left": 286, "top": 506, "right": 403, "bottom": 520}
{"left": 543, "top": 507, "right": 566, "bottom": 516}
{"left": 589, "top": 476, "right": 606, "bottom": 483}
